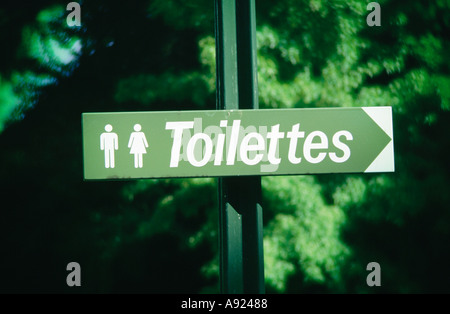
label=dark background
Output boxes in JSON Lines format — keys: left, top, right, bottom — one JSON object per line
{"left": 0, "top": 0, "right": 449, "bottom": 293}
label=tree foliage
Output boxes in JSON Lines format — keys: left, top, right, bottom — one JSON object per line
{"left": 0, "top": 0, "right": 449, "bottom": 293}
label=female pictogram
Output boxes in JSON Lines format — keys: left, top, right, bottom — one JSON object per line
{"left": 128, "top": 124, "right": 148, "bottom": 168}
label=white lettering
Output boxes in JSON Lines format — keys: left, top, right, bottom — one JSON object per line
{"left": 287, "top": 123, "right": 305, "bottom": 164}
{"left": 266, "top": 124, "right": 284, "bottom": 165}
{"left": 165, "top": 121, "right": 194, "bottom": 167}
{"left": 226, "top": 120, "right": 241, "bottom": 165}
{"left": 303, "top": 131, "right": 328, "bottom": 164}
{"left": 213, "top": 120, "right": 227, "bottom": 165}
{"left": 187, "top": 133, "right": 213, "bottom": 167}
{"left": 329, "top": 130, "right": 353, "bottom": 163}
{"left": 166, "top": 119, "right": 354, "bottom": 168}
{"left": 240, "top": 132, "right": 265, "bottom": 165}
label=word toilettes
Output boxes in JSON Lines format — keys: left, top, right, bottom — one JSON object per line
{"left": 166, "top": 119, "right": 352, "bottom": 168}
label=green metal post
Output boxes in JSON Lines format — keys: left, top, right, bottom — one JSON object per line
{"left": 215, "top": 0, "right": 264, "bottom": 294}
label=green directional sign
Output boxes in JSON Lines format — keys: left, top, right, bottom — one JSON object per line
{"left": 82, "top": 107, "right": 394, "bottom": 180}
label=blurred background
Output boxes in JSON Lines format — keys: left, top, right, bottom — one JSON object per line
{"left": 0, "top": 0, "right": 449, "bottom": 293}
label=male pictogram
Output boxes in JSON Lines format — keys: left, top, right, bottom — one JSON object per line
{"left": 128, "top": 124, "right": 148, "bottom": 168}
{"left": 100, "top": 124, "right": 118, "bottom": 168}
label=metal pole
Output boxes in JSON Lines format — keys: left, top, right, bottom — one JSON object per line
{"left": 215, "top": 0, "right": 264, "bottom": 294}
